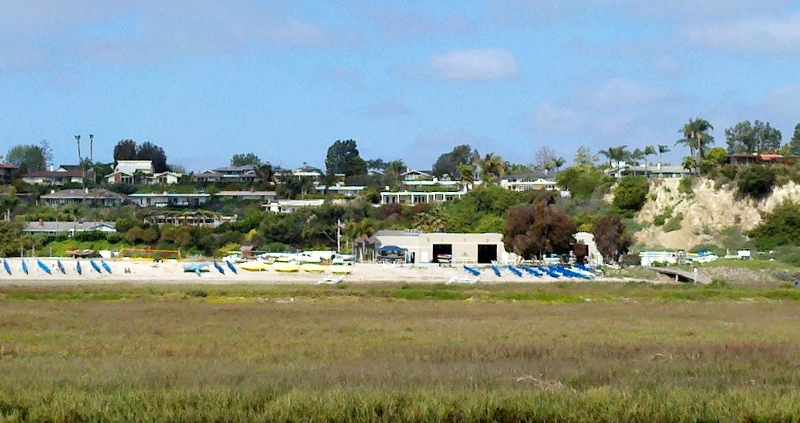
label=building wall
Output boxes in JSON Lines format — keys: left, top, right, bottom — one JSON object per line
{"left": 374, "top": 232, "right": 509, "bottom": 264}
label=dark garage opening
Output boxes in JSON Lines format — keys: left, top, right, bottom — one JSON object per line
{"left": 432, "top": 244, "right": 452, "bottom": 263}
{"left": 477, "top": 244, "right": 498, "bottom": 264}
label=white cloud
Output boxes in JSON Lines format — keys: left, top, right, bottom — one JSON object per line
{"left": 570, "top": 78, "right": 677, "bottom": 109}
{"left": 684, "top": 15, "right": 800, "bottom": 54}
{"left": 366, "top": 100, "right": 411, "bottom": 118}
{"left": 0, "top": 0, "right": 358, "bottom": 70}
{"left": 424, "top": 48, "right": 519, "bottom": 82}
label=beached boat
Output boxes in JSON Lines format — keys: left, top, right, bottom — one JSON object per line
{"left": 240, "top": 261, "right": 270, "bottom": 272}
{"left": 272, "top": 262, "right": 300, "bottom": 272}
{"left": 300, "top": 263, "right": 326, "bottom": 273}
{"left": 328, "top": 266, "right": 352, "bottom": 274}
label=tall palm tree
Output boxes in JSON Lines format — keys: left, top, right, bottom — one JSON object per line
{"left": 607, "top": 145, "right": 629, "bottom": 177}
{"left": 657, "top": 144, "right": 670, "bottom": 164}
{"left": 479, "top": 153, "right": 507, "bottom": 185}
{"left": 553, "top": 157, "right": 566, "bottom": 172}
{"left": 677, "top": 118, "right": 714, "bottom": 163}
{"left": 598, "top": 149, "right": 613, "bottom": 168}
{"left": 643, "top": 145, "right": 656, "bottom": 177}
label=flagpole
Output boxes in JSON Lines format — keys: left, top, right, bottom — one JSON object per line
{"left": 336, "top": 220, "right": 341, "bottom": 253}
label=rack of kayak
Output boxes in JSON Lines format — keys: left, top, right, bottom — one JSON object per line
{"left": 461, "top": 263, "right": 596, "bottom": 280}
{"left": 1, "top": 258, "right": 113, "bottom": 276}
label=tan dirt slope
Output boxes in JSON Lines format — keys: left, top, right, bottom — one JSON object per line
{"left": 633, "top": 178, "right": 800, "bottom": 250}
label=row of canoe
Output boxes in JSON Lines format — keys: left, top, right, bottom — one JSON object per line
{"left": 240, "top": 262, "right": 353, "bottom": 274}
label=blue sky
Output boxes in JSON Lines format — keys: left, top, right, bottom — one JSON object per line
{"left": 2, "top": 0, "right": 800, "bottom": 172}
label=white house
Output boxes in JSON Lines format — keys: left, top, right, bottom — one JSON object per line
{"left": 380, "top": 189, "right": 467, "bottom": 205}
{"left": 106, "top": 160, "right": 183, "bottom": 185}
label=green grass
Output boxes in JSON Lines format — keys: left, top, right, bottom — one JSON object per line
{"left": 3, "top": 283, "right": 800, "bottom": 421}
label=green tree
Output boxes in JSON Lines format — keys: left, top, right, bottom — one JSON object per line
{"left": 137, "top": 142, "right": 168, "bottom": 173}
{"left": 783, "top": 123, "right": 800, "bottom": 156}
{"left": 573, "top": 145, "right": 598, "bottom": 167}
{"left": 592, "top": 214, "right": 631, "bottom": 263}
{"left": 325, "top": 139, "right": 367, "bottom": 177}
{"left": 478, "top": 153, "right": 507, "bottom": 185}
{"left": 230, "top": 153, "right": 262, "bottom": 167}
{"left": 432, "top": 145, "right": 478, "bottom": 180}
{"left": 113, "top": 140, "right": 138, "bottom": 164}
{"left": 502, "top": 200, "right": 576, "bottom": 259}
{"left": 748, "top": 201, "right": 800, "bottom": 250}
{"left": 736, "top": 164, "right": 776, "bottom": 199}
{"left": 556, "top": 165, "right": 612, "bottom": 199}
{"left": 6, "top": 141, "right": 53, "bottom": 172}
{"left": 602, "top": 145, "right": 629, "bottom": 177}
{"left": 643, "top": 145, "right": 656, "bottom": 176}
{"left": 725, "top": 120, "right": 782, "bottom": 154}
{"left": 612, "top": 175, "right": 649, "bottom": 215}
{"left": 677, "top": 118, "right": 714, "bottom": 168}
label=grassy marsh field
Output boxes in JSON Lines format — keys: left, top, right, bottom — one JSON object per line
{"left": 2, "top": 282, "right": 800, "bottom": 422}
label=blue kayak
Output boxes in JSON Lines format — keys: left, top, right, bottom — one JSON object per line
{"left": 90, "top": 260, "right": 102, "bottom": 273}
{"left": 213, "top": 260, "right": 225, "bottom": 274}
{"left": 226, "top": 260, "right": 237, "bottom": 274}
{"left": 21, "top": 260, "right": 28, "bottom": 275}
{"left": 101, "top": 260, "right": 112, "bottom": 274}
{"left": 3, "top": 259, "right": 10, "bottom": 275}
{"left": 37, "top": 260, "right": 51, "bottom": 275}
{"left": 57, "top": 260, "right": 66, "bottom": 274}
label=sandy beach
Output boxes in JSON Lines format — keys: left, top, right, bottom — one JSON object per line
{"left": 0, "top": 258, "right": 625, "bottom": 285}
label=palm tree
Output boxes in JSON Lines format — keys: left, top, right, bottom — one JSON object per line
{"left": 677, "top": 118, "right": 714, "bottom": 168}
{"left": 643, "top": 145, "right": 656, "bottom": 177}
{"left": 598, "top": 149, "right": 612, "bottom": 168}
{"left": 630, "top": 148, "right": 644, "bottom": 175}
{"left": 606, "top": 145, "right": 629, "bottom": 177}
{"left": 553, "top": 157, "right": 566, "bottom": 172}
{"left": 479, "top": 153, "right": 507, "bottom": 185}
{"left": 657, "top": 144, "right": 670, "bottom": 164}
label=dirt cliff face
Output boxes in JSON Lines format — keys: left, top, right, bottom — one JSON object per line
{"left": 632, "top": 178, "right": 800, "bottom": 250}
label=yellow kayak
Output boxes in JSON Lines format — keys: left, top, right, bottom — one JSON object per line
{"left": 240, "top": 262, "right": 270, "bottom": 271}
{"left": 300, "top": 263, "right": 326, "bottom": 273}
{"left": 273, "top": 262, "right": 300, "bottom": 272}
{"left": 329, "top": 266, "right": 353, "bottom": 274}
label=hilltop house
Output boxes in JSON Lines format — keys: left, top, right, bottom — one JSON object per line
{"left": 194, "top": 165, "right": 258, "bottom": 183}
{"left": 106, "top": 160, "right": 182, "bottom": 185}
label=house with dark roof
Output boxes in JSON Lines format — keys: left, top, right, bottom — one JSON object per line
{"left": 21, "top": 169, "right": 84, "bottom": 185}
{"left": 194, "top": 165, "right": 258, "bottom": 183}
{"left": 0, "top": 163, "right": 18, "bottom": 182}
{"left": 40, "top": 188, "right": 127, "bottom": 207}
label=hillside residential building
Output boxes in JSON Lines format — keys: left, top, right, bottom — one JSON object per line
{"left": 500, "top": 174, "right": 558, "bottom": 191}
{"left": 0, "top": 163, "right": 18, "bottom": 182}
{"left": 106, "top": 160, "right": 183, "bottom": 185}
{"left": 128, "top": 192, "right": 210, "bottom": 208}
{"left": 604, "top": 162, "right": 691, "bottom": 178}
{"left": 194, "top": 165, "right": 258, "bottom": 183}
{"left": 23, "top": 220, "right": 117, "bottom": 236}
{"left": 40, "top": 188, "right": 126, "bottom": 207}
{"left": 21, "top": 169, "right": 84, "bottom": 185}
{"left": 142, "top": 211, "right": 235, "bottom": 228}
{"left": 264, "top": 199, "right": 325, "bottom": 213}
{"left": 215, "top": 190, "right": 278, "bottom": 201}
{"left": 380, "top": 189, "right": 467, "bottom": 205}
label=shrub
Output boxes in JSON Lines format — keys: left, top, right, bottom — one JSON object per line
{"left": 678, "top": 177, "right": 694, "bottom": 195}
{"left": 748, "top": 201, "right": 800, "bottom": 250}
{"left": 737, "top": 164, "right": 776, "bottom": 199}
{"left": 612, "top": 176, "right": 649, "bottom": 214}
{"left": 663, "top": 212, "right": 683, "bottom": 233}
{"left": 653, "top": 206, "right": 673, "bottom": 227}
